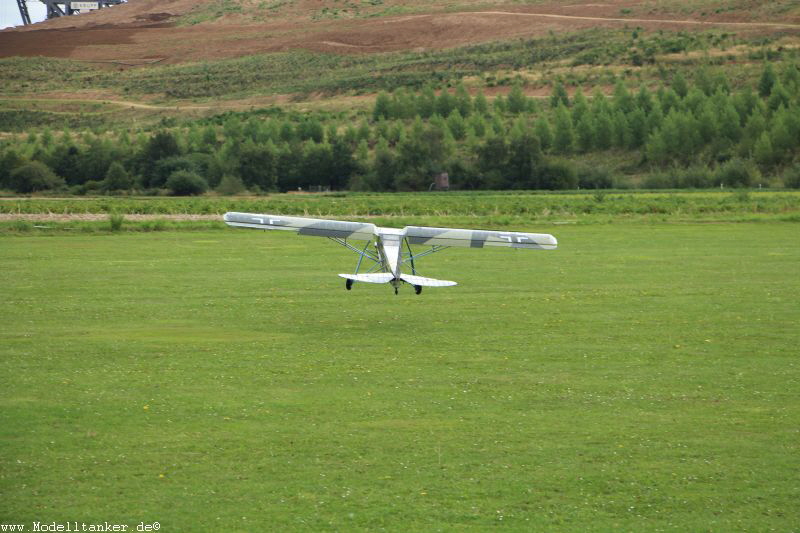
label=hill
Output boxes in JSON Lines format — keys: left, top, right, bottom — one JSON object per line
{"left": 2, "top": 0, "right": 799, "bottom": 63}
{"left": 0, "top": 0, "right": 799, "bottom": 194}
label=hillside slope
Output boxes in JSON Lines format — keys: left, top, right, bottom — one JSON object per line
{"left": 1, "top": 0, "right": 798, "bottom": 63}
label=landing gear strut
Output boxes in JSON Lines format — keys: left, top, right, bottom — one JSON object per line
{"left": 345, "top": 279, "right": 353, "bottom": 290}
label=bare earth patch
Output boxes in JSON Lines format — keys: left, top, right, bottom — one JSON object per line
{"left": 1, "top": 1, "right": 797, "bottom": 64}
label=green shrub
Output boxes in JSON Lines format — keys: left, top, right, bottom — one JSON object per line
{"left": 216, "top": 174, "right": 247, "bottom": 195}
{"left": 108, "top": 213, "right": 125, "bottom": 232}
{"left": 539, "top": 160, "right": 578, "bottom": 190}
{"left": 643, "top": 169, "right": 679, "bottom": 189}
{"left": 148, "top": 155, "right": 205, "bottom": 189}
{"left": 70, "top": 180, "right": 103, "bottom": 195}
{"left": 0, "top": 149, "right": 24, "bottom": 188}
{"left": 644, "top": 166, "right": 715, "bottom": 190}
{"left": 678, "top": 166, "right": 713, "bottom": 188}
{"left": 578, "top": 165, "right": 613, "bottom": 189}
{"left": 141, "top": 219, "right": 167, "bottom": 232}
{"left": 103, "top": 162, "right": 133, "bottom": 192}
{"left": 715, "top": 158, "right": 759, "bottom": 188}
{"left": 166, "top": 170, "right": 208, "bottom": 196}
{"left": 9, "top": 220, "right": 34, "bottom": 232}
{"left": 7, "top": 162, "right": 65, "bottom": 193}
{"left": 783, "top": 164, "right": 800, "bottom": 189}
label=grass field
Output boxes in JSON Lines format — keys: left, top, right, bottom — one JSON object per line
{"left": 3, "top": 191, "right": 800, "bottom": 221}
{"left": 1, "top": 219, "right": 798, "bottom": 530}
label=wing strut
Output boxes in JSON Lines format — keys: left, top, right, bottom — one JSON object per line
{"left": 404, "top": 238, "right": 417, "bottom": 275}
{"left": 400, "top": 242, "right": 449, "bottom": 267}
{"left": 328, "top": 237, "right": 380, "bottom": 264}
{"left": 354, "top": 239, "right": 373, "bottom": 274}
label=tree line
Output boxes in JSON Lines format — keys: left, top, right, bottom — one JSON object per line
{"left": 1, "top": 63, "right": 799, "bottom": 195}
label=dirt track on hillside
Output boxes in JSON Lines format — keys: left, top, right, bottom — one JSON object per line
{"left": 1, "top": 1, "right": 798, "bottom": 64}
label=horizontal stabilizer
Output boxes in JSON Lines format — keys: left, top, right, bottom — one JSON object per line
{"left": 338, "top": 273, "right": 394, "bottom": 284}
{"left": 399, "top": 274, "right": 457, "bottom": 287}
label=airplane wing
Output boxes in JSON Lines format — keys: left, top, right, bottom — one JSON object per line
{"left": 224, "top": 212, "right": 376, "bottom": 241}
{"left": 403, "top": 226, "right": 557, "bottom": 250}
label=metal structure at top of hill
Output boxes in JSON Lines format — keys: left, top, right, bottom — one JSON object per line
{"left": 16, "top": 0, "right": 126, "bottom": 25}
{"left": 16, "top": 0, "right": 32, "bottom": 25}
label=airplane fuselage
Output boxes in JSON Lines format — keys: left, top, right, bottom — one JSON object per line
{"left": 374, "top": 229, "right": 404, "bottom": 279}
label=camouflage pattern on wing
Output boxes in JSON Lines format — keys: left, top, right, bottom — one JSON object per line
{"left": 403, "top": 226, "right": 557, "bottom": 250}
{"left": 224, "top": 212, "right": 376, "bottom": 241}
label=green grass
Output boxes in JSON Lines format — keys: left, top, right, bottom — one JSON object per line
{"left": 1, "top": 221, "right": 798, "bottom": 530}
{"left": 179, "top": 0, "right": 244, "bottom": 26}
{"left": 2, "top": 191, "right": 799, "bottom": 222}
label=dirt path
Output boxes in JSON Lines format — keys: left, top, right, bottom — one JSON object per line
{"left": 305, "top": 9, "right": 800, "bottom": 55}
{"left": 86, "top": 99, "right": 214, "bottom": 110}
{"left": 0, "top": 96, "right": 249, "bottom": 112}
{"left": 462, "top": 10, "right": 800, "bottom": 30}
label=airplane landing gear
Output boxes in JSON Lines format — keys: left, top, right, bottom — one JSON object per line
{"left": 345, "top": 279, "right": 353, "bottom": 290}
{"left": 414, "top": 285, "right": 422, "bottom": 295}
{"left": 394, "top": 286, "right": 399, "bottom": 295}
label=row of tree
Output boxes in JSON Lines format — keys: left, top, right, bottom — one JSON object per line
{"left": 0, "top": 64, "right": 798, "bottom": 194}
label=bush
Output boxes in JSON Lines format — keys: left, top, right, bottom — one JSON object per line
{"left": 715, "top": 158, "right": 759, "bottom": 188}
{"left": 109, "top": 213, "right": 125, "bottom": 232}
{"left": 783, "top": 165, "right": 800, "bottom": 189}
{"left": 148, "top": 155, "right": 202, "bottom": 189}
{"left": 643, "top": 166, "right": 714, "bottom": 189}
{"left": 677, "top": 166, "right": 713, "bottom": 188}
{"left": 70, "top": 180, "right": 103, "bottom": 195}
{"left": 538, "top": 160, "right": 578, "bottom": 190}
{"left": 15, "top": 220, "right": 37, "bottom": 232}
{"left": 7, "top": 161, "right": 65, "bottom": 193}
{"left": 216, "top": 174, "right": 247, "bottom": 195}
{"left": 578, "top": 165, "right": 613, "bottom": 189}
{"left": 166, "top": 170, "right": 208, "bottom": 196}
{"left": 643, "top": 169, "right": 679, "bottom": 189}
{"left": 0, "top": 149, "right": 24, "bottom": 188}
{"left": 103, "top": 162, "right": 133, "bottom": 192}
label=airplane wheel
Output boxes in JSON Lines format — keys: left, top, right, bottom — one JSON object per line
{"left": 414, "top": 285, "right": 422, "bottom": 295}
{"left": 394, "top": 287, "right": 398, "bottom": 295}
{"left": 345, "top": 279, "right": 353, "bottom": 290}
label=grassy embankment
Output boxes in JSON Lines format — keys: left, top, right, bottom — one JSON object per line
{"left": 1, "top": 219, "right": 798, "bottom": 530}
{"left": 1, "top": 191, "right": 799, "bottom": 233}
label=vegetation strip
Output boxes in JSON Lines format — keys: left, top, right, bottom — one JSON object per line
{"left": 3, "top": 60, "right": 800, "bottom": 195}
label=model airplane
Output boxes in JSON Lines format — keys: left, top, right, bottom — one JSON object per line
{"left": 224, "top": 212, "right": 557, "bottom": 294}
